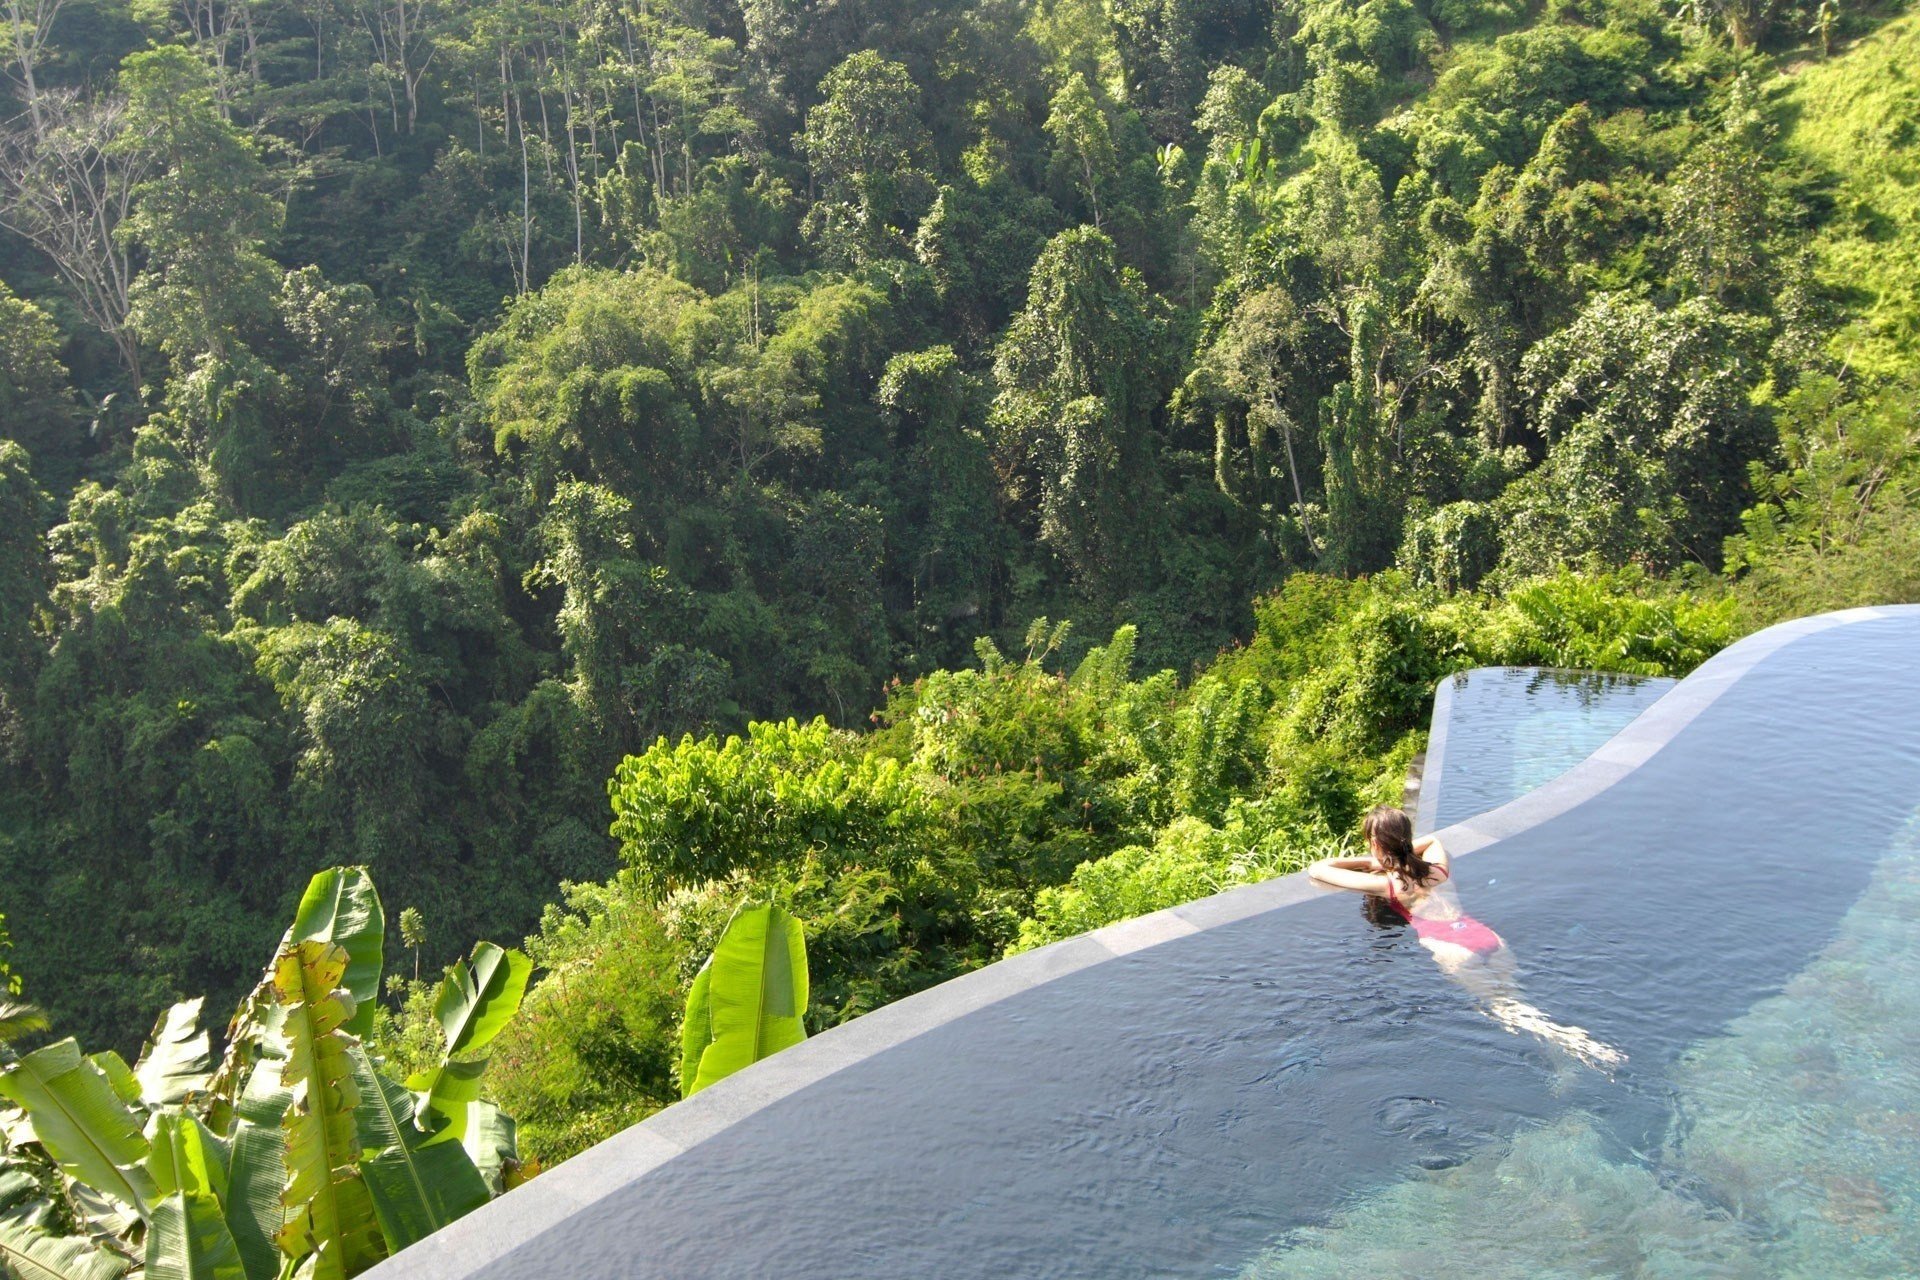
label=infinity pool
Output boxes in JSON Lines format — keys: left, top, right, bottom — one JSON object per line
{"left": 373, "top": 607, "right": 1920, "bottom": 1280}
{"left": 1418, "top": 667, "right": 1674, "bottom": 832}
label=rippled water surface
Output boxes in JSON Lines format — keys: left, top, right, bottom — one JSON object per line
{"left": 470, "top": 613, "right": 1920, "bottom": 1280}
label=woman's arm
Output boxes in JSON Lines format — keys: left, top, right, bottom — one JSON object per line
{"left": 1414, "top": 835, "right": 1449, "bottom": 872}
{"left": 1308, "top": 859, "right": 1392, "bottom": 895}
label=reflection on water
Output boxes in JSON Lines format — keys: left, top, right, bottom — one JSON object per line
{"left": 1427, "top": 669, "right": 1673, "bottom": 831}
{"left": 1243, "top": 818, "right": 1920, "bottom": 1278}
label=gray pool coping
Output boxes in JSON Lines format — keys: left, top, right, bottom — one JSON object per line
{"left": 1413, "top": 665, "right": 1677, "bottom": 836}
{"left": 365, "top": 603, "right": 1912, "bottom": 1279}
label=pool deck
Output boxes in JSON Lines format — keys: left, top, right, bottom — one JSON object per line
{"left": 361, "top": 604, "right": 1913, "bottom": 1280}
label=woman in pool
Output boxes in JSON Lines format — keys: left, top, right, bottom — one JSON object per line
{"left": 1309, "top": 806, "right": 1624, "bottom": 1069}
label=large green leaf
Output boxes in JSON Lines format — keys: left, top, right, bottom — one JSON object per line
{"left": 676, "top": 965, "right": 713, "bottom": 1097}
{"left": 431, "top": 945, "right": 531, "bottom": 1060}
{"left": 0, "top": 1159, "right": 55, "bottom": 1231}
{"left": 88, "top": 1054, "right": 141, "bottom": 1111}
{"left": 288, "top": 869, "right": 385, "bottom": 1041}
{"left": 403, "top": 943, "right": 530, "bottom": 1149}
{"left": 270, "top": 942, "right": 382, "bottom": 1280}
{"left": 144, "top": 1192, "right": 247, "bottom": 1280}
{"left": 145, "top": 1113, "right": 228, "bottom": 1205}
{"left": 459, "top": 1103, "right": 517, "bottom": 1196}
{"left": 401, "top": 1061, "right": 484, "bottom": 1148}
{"left": 0, "top": 1224, "right": 130, "bottom": 1280}
{"left": 682, "top": 904, "right": 809, "bottom": 1097}
{"left": 214, "top": 867, "right": 376, "bottom": 1120}
{"left": 347, "top": 1048, "right": 487, "bottom": 1254}
{"left": 134, "top": 1002, "right": 212, "bottom": 1108}
{"left": 220, "top": 1067, "right": 289, "bottom": 1280}
{"left": 0, "top": 1040, "right": 156, "bottom": 1218}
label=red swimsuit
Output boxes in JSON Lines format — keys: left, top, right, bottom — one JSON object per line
{"left": 1385, "top": 866, "right": 1504, "bottom": 955}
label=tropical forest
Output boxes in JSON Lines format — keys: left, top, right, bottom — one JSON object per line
{"left": 0, "top": 0, "right": 1916, "bottom": 1266}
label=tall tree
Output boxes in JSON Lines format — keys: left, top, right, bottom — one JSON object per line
{"left": 991, "top": 227, "right": 1170, "bottom": 597}
{"left": 798, "top": 49, "right": 932, "bottom": 267}
{"left": 118, "top": 45, "right": 281, "bottom": 362}
{"left": 0, "top": 90, "right": 151, "bottom": 380}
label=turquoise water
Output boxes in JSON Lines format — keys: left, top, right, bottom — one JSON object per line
{"left": 1243, "top": 816, "right": 1920, "bottom": 1277}
{"left": 1423, "top": 668, "right": 1674, "bottom": 831}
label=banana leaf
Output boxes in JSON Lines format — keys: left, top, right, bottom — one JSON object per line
{"left": 213, "top": 868, "right": 375, "bottom": 1119}
{"left": 432, "top": 945, "right": 530, "bottom": 1060}
{"left": 204, "top": 984, "right": 283, "bottom": 1134}
{"left": 347, "top": 1048, "right": 487, "bottom": 1254}
{"left": 680, "top": 904, "right": 808, "bottom": 1097}
{"left": 0, "top": 1160, "right": 55, "bottom": 1231}
{"left": 220, "top": 1064, "right": 289, "bottom": 1280}
{"left": 0, "top": 1001, "right": 49, "bottom": 1051}
{"left": 405, "top": 943, "right": 529, "bottom": 1145}
{"left": 0, "top": 1223, "right": 130, "bottom": 1280}
{"left": 144, "top": 1113, "right": 228, "bottom": 1205}
{"left": 270, "top": 942, "right": 382, "bottom": 1280}
{"left": 675, "top": 965, "right": 712, "bottom": 1098}
{"left": 144, "top": 1192, "right": 247, "bottom": 1280}
{"left": 460, "top": 1103, "right": 516, "bottom": 1196}
{"left": 401, "top": 1062, "right": 483, "bottom": 1147}
{"left": 287, "top": 870, "right": 385, "bottom": 1041}
{"left": 88, "top": 1055, "right": 140, "bottom": 1111}
{"left": 134, "top": 1002, "right": 212, "bottom": 1108}
{"left": 0, "top": 1040, "right": 156, "bottom": 1219}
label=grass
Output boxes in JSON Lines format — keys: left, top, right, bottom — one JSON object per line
{"left": 1776, "top": 4, "right": 1920, "bottom": 377}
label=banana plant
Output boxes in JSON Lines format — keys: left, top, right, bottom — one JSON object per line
{"left": 678, "top": 903, "right": 809, "bottom": 1098}
{"left": 0, "top": 867, "right": 533, "bottom": 1280}
{"left": 405, "top": 944, "right": 531, "bottom": 1157}
{"left": 0, "top": 1224, "right": 131, "bottom": 1280}
{"left": 132, "top": 1003, "right": 210, "bottom": 1110}
{"left": 270, "top": 940, "right": 383, "bottom": 1280}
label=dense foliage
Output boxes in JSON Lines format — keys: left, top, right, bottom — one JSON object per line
{"left": 0, "top": 0, "right": 1913, "bottom": 1173}
{"left": 0, "top": 867, "right": 532, "bottom": 1280}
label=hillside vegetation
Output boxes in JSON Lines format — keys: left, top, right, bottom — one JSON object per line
{"left": 0, "top": 0, "right": 1913, "bottom": 1169}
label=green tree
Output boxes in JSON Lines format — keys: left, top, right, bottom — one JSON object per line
{"left": 0, "top": 441, "right": 49, "bottom": 711}
{"left": 0, "top": 284, "right": 75, "bottom": 470}
{"left": 117, "top": 46, "right": 280, "bottom": 362}
{"left": 1667, "top": 132, "right": 1773, "bottom": 306}
{"left": 991, "top": 227, "right": 1170, "bottom": 598}
{"left": 1726, "top": 374, "right": 1920, "bottom": 567}
{"left": 1182, "top": 286, "right": 1325, "bottom": 557}
{"left": 1044, "top": 73, "right": 1116, "bottom": 231}
{"left": 798, "top": 50, "right": 934, "bottom": 266}
{"left": 1503, "top": 294, "right": 1771, "bottom": 572}
{"left": 878, "top": 347, "right": 1000, "bottom": 656}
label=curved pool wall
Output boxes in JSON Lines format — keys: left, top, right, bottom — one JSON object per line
{"left": 1415, "top": 667, "right": 1676, "bottom": 834}
{"left": 366, "top": 605, "right": 1920, "bottom": 1280}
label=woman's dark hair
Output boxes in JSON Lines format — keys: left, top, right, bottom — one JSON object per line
{"left": 1362, "top": 806, "right": 1434, "bottom": 885}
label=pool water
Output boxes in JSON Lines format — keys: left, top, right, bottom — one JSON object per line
{"left": 419, "top": 609, "right": 1920, "bottom": 1280}
{"left": 1419, "top": 668, "right": 1675, "bottom": 832}
{"left": 1244, "top": 817, "right": 1920, "bottom": 1277}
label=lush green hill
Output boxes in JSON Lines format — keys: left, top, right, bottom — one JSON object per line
{"left": 1779, "top": 8, "right": 1920, "bottom": 376}
{"left": 0, "top": 0, "right": 1912, "bottom": 1126}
